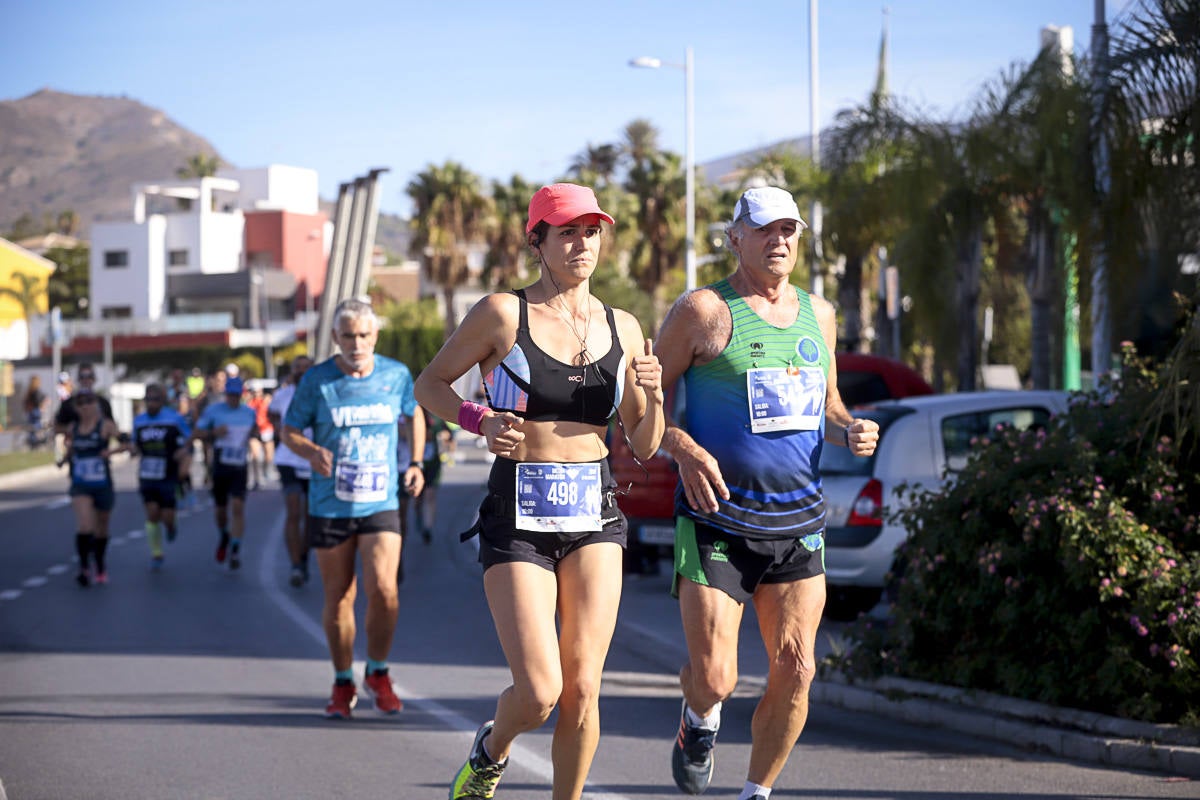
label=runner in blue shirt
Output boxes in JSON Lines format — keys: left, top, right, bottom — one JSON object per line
{"left": 193, "top": 376, "right": 258, "bottom": 570}
{"left": 282, "top": 298, "right": 425, "bottom": 719}
{"left": 131, "top": 383, "right": 193, "bottom": 568}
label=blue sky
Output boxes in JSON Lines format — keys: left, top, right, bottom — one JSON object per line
{"left": 2, "top": 0, "right": 1119, "bottom": 216}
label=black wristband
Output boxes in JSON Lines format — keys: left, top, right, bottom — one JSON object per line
{"left": 409, "top": 461, "right": 423, "bottom": 471}
{"left": 843, "top": 426, "right": 851, "bottom": 447}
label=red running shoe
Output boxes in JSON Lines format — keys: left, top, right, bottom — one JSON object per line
{"left": 324, "top": 682, "right": 357, "bottom": 719}
{"left": 362, "top": 669, "right": 403, "bottom": 714}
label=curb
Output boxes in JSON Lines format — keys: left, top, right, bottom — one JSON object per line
{"left": 811, "top": 674, "right": 1200, "bottom": 779}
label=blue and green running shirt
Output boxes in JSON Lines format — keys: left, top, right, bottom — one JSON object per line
{"left": 284, "top": 355, "right": 417, "bottom": 519}
{"left": 678, "top": 278, "right": 831, "bottom": 541}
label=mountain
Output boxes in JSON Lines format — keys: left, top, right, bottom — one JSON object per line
{"left": 0, "top": 89, "right": 226, "bottom": 234}
{"left": 0, "top": 89, "right": 413, "bottom": 257}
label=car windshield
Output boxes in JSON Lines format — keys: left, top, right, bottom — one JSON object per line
{"left": 818, "top": 407, "right": 911, "bottom": 477}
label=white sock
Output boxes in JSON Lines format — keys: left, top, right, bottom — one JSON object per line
{"left": 738, "top": 782, "right": 770, "bottom": 800}
{"left": 685, "top": 700, "right": 721, "bottom": 730}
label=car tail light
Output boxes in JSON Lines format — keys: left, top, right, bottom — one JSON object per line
{"left": 846, "top": 479, "right": 883, "bottom": 526}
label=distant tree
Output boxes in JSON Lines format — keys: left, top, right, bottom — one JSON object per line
{"left": 176, "top": 153, "right": 222, "bottom": 179}
{"left": 5, "top": 213, "right": 41, "bottom": 240}
{"left": 45, "top": 245, "right": 91, "bottom": 319}
{"left": 570, "top": 143, "right": 621, "bottom": 188}
{"left": 406, "top": 161, "right": 490, "bottom": 338}
{"left": 482, "top": 174, "right": 536, "bottom": 290}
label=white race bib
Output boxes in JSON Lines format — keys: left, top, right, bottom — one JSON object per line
{"left": 334, "top": 460, "right": 389, "bottom": 503}
{"left": 139, "top": 456, "right": 167, "bottom": 481}
{"left": 746, "top": 367, "right": 824, "bottom": 433}
{"left": 515, "top": 462, "right": 603, "bottom": 533}
{"left": 74, "top": 456, "right": 107, "bottom": 484}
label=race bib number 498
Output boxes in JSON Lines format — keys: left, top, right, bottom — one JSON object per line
{"left": 515, "top": 462, "right": 602, "bottom": 533}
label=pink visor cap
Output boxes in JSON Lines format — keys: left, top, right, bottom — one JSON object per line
{"left": 526, "top": 183, "right": 615, "bottom": 233}
{"left": 733, "top": 186, "right": 808, "bottom": 230}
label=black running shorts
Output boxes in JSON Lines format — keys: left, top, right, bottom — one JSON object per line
{"left": 211, "top": 467, "right": 248, "bottom": 506}
{"left": 139, "top": 481, "right": 178, "bottom": 510}
{"left": 672, "top": 517, "right": 825, "bottom": 604}
{"left": 308, "top": 509, "right": 401, "bottom": 549}
{"left": 466, "top": 457, "right": 627, "bottom": 573}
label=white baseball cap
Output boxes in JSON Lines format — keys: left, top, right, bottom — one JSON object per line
{"left": 732, "top": 186, "right": 808, "bottom": 230}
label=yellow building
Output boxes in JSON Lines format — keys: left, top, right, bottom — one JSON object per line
{"left": 0, "top": 237, "right": 55, "bottom": 361}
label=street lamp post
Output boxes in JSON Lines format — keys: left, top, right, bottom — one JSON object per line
{"left": 630, "top": 46, "right": 696, "bottom": 291}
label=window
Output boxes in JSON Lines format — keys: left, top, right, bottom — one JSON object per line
{"left": 103, "top": 250, "right": 129, "bottom": 268}
{"left": 168, "top": 249, "right": 189, "bottom": 267}
{"left": 942, "top": 406, "right": 1055, "bottom": 471}
{"left": 100, "top": 306, "right": 132, "bottom": 319}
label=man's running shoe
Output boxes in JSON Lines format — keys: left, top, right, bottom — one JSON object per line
{"left": 289, "top": 566, "right": 305, "bottom": 587}
{"left": 450, "top": 720, "right": 507, "bottom": 799}
{"left": 671, "top": 699, "right": 719, "bottom": 795}
{"left": 151, "top": 555, "right": 164, "bottom": 570}
{"left": 229, "top": 541, "right": 241, "bottom": 571}
{"left": 215, "top": 532, "right": 230, "bottom": 564}
{"left": 94, "top": 571, "right": 109, "bottom": 585}
{"left": 362, "top": 669, "right": 403, "bottom": 714}
{"left": 324, "top": 681, "right": 357, "bottom": 719}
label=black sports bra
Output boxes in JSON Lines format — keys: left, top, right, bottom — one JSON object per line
{"left": 483, "top": 289, "right": 626, "bottom": 426}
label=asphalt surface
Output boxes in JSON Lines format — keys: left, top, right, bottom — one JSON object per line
{"left": 0, "top": 445, "right": 1196, "bottom": 798}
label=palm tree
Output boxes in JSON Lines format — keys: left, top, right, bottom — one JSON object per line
{"left": 569, "top": 144, "right": 621, "bottom": 188}
{"left": 406, "top": 161, "right": 490, "bottom": 338}
{"left": 482, "top": 174, "right": 535, "bottom": 290}
{"left": 176, "top": 153, "right": 222, "bottom": 179}
{"left": 0, "top": 271, "right": 47, "bottom": 356}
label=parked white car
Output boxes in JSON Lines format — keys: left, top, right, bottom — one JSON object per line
{"left": 821, "top": 390, "right": 1073, "bottom": 620}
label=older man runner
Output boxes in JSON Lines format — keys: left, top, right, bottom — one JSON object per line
{"left": 282, "top": 298, "right": 425, "bottom": 718}
{"left": 654, "top": 187, "right": 880, "bottom": 800}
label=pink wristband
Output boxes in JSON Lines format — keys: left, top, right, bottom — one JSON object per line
{"left": 458, "top": 401, "right": 489, "bottom": 436}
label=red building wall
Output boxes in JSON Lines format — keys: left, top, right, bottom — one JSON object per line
{"left": 243, "top": 210, "right": 328, "bottom": 311}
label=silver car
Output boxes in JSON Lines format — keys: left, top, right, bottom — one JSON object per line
{"left": 821, "top": 390, "right": 1072, "bottom": 621}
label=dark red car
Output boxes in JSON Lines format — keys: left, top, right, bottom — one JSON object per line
{"left": 610, "top": 353, "right": 933, "bottom": 574}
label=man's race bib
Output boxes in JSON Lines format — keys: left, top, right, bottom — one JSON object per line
{"left": 139, "top": 456, "right": 167, "bottom": 481}
{"left": 746, "top": 367, "right": 824, "bottom": 433}
{"left": 216, "top": 424, "right": 252, "bottom": 466}
{"left": 334, "top": 460, "right": 389, "bottom": 503}
{"left": 74, "top": 456, "right": 107, "bottom": 484}
{"left": 515, "top": 462, "right": 603, "bottom": 533}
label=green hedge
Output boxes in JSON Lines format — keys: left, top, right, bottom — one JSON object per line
{"left": 826, "top": 344, "right": 1200, "bottom": 725}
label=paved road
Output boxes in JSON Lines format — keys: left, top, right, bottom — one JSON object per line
{"left": 0, "top": 451, "right": 1194, "bottom": 799}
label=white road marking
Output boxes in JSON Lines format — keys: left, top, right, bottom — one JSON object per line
{"left": 22, "top": 576, "right": 48, "bottom": 588}
{"left": 42, "top": 498, "right": 71, "bottom": 510}
{"left": 0, "top": 590, "right": 21, "bottom": 601}
{"left": 259, "top": 511, "right": 632, "bottom": 800}
{"left": 46, "top": 564, "right": 69, "bottom": 575}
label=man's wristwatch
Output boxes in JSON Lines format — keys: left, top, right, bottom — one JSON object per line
{"left": 843, "top": 426, "right": 852, "bottom": 447}
{"left": 409, "top": 461, "right": 423, "bottom": 471}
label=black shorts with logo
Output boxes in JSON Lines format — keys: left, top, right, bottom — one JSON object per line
{"left": 462, "top": 457, "right": 627, "bottom": 573}
{"left": 673, "top": 517, "right": 825, "bottom": 604}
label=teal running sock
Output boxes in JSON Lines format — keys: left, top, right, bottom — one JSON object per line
{"left": 366, "top": 659, "right": 387, "bottom": 675}
{"left": 334, "top": 668, "right": 354, "bottom": 684}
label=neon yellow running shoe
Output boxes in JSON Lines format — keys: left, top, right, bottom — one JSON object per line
{"left": 450, "top": 721, "right": 507, "bottom": 799}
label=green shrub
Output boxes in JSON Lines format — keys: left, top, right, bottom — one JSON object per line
{"left": 826, "top": 343, "right": 1200, "bottom": 725}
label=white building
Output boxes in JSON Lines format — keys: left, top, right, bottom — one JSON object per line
{"left": 88, "top": 165, "right": 323, "bottom": 324}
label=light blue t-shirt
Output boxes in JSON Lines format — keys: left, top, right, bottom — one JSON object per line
{"left": 196, "top": 401, "right": 257, "bottom": 471}
{"left": 285, "top": 355, "right": 417, "bottom": 518}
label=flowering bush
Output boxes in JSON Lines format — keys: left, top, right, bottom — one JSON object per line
{"left": 826, "top": 343, "right": 1200, "bottom": 725}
